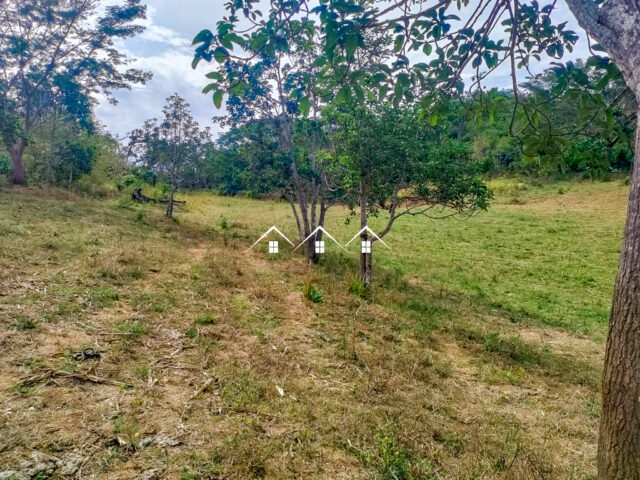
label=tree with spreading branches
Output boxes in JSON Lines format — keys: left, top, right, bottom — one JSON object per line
{"left": 0, "top": 0, "right": 152, "bottom": 185}
{"left": 191, "top": 3, "right": 393, "bottom": 262}
{"left": 324, "top": 103, "right": 489, "bottom": 286}
{"left": 128, "top": 94, "right": 211, "bottom": 219}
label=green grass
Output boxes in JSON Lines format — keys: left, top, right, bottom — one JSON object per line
{"left": 180, "top": 177, "right": 625, "bottom": 339}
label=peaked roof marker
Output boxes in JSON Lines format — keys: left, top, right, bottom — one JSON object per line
{"left": 345, "top": 226, "right": 391, "bottom": 250}
{"left": 292, "top": 226, "right": 347, "bottom": 252}
{"left": 247, "top": 226, "right": 295, "bottom": 251}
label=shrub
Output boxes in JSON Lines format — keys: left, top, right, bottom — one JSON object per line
{"left": 0, "top": 152, "right": 10, "bottom": 176}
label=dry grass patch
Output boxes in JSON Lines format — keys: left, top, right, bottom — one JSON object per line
{"left": 0, "top": 184, "right": 616, "bottom": 479}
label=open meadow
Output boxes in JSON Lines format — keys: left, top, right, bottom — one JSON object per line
{"left": 0, "top": 178, "right": 628, "bottom": 479}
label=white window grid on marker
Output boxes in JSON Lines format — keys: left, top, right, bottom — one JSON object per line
{"left": 361, "top": 240, "right": 371, "bottom": 253}
{"left": 315, "top": 241, "right": 325, "bottom": 254}
{"left": 269, "top": 241, "right": 278, "bottom": 253}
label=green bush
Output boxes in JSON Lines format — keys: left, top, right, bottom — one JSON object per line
{"left": 0, "top": 152, "right": 10, "bottom": 176}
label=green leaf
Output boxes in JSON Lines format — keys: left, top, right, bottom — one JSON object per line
{"left": 192, "top": 29, "right": 213, "bottom": 46}
{"left": 345, "top": 34, "right": 358, "bottom": 59}
{"left": 230, "top": 80, "right": 250, "bottom": 96}
{"left": 202, "top": 83, "right": 217, "bottom": 94}
{"left": 352, "top": 82, "right": 365, "bottom": 101}
{"left": 378, "top": 84, "right": 389, "bottom": 101}
{"left": 422, "top": 43, "right": 432, "bottom": 56}
{"left": 394, "top": 35, "right": 405, "bottom": 53}
{"left": 205, "top": 72, "right": 224, "bottom": 81}
{"left": 429, "top": 113, "right": 438, "bottom": 126}
{"left": 224, "top": 33, "right": 245, "bottom": 48}
{"left": 299, "top": 97, "right": 311, "bottom": 116}
{"left": 213, "top": 89, "right": 224, "bottom": 109}
{"left": 532, "top": 111, "right": 540, "bottom": 127}
{"left": 213, "top": 47, "right": 229, "bottom": 63}
{"left": 335, "top": 85, "right": 351, "bottom": 104}
{"left": 250, "top": 34, "right": 268, "bottom": 50}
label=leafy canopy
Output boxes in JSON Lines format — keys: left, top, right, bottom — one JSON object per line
{"left": 192, "top": 0, "right": 580, "bottom": 111}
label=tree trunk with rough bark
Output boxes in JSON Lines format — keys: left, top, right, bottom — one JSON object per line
{"left": 9, "top": 139, "right": 26, "bottom": 186}
{"left": 563, "top": 1, "right": 640, "bottom": 478}
{"left": 359, "top": 186, "right": 372, "bottom": 287}
{"left": 597, "top": 105, "right": 640, "bottom": 479}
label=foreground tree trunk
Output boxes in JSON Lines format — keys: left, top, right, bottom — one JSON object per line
{"left": 597, "top": 104, "right": 640, "bottom": 479}
{"left": 9, "top": 139, "right": 26, "bottom": 185}
{"left": 563, "top": 2, "right": 640, "bottom": 478}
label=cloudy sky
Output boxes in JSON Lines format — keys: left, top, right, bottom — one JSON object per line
{"left": 95, "top": 0, "right": 591, "bottom": 141}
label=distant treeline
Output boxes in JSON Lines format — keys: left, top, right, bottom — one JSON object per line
{"left": 1, "top": 60, "right": 635, "bottom": 195}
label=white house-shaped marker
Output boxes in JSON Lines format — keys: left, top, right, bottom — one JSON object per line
{"left": 345, "top": 226, "right": 391, "bottom": 252}
{"left": 247, "top": 226, "right": 295, "bottom": 252}
{"left": 293, "top": 226, "right": 346, "bottom": 253}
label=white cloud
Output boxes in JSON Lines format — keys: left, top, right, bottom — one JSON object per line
{"left": 95, "top": 49, "right": 221, "bottom": 139}
{"left": 95, "top": 2, "right": 223, "bottom": 139}
{"left": 139, "top": 24, "right": 189, "bottom": 47}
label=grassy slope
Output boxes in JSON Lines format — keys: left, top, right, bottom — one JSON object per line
{"left": 0, "top": 178, "right": 626, "bottom": 479}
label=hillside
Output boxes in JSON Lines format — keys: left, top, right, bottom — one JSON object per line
{"left": 0, "top": 179, "right": 627, "bottom": 479}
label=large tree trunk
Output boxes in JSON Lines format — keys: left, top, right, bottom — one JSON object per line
{"left": 597, "top": 104, "right": 640, "bottom": 479}
{"left": 9, "top": 139, "right": 26, "bottom": 186}
{"left": 561, "top": 2, "right": 640, "bottom": 478}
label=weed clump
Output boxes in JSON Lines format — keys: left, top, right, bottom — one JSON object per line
{"left": 114, "top": 320, "right": 147, "bottom": 338}
{"left": 354, "top": 427, "right": 436, "bottom": 480}
{"left": 348, "top": 277, "right": 368, "bottom": 298}
{"left": 196, "top": 313, "right": 216, "bottom": 325}
{"left": 14, "top": 316, "right": 36, "bottom": 331}
{"left": 303, "top": 280, "right": 323, "bottom": 303}
{"left": 221, "top": 372, "right": 265, "bottom": 407}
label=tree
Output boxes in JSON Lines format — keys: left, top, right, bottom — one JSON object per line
{"left": 325, "top": 103, "right": 489, "bottom": 286}
{"left": 128, "top": 94, "right": 210, "bottom": 218}
{"left": 191, "top": 4, "right": 391, "bottom": 262}
{"left": 193, "top": 19, "right": 331, "bottom": 261}
{"left": 513, "top": 59, "right": 636, "bottom": 177}
{"left": 559, "top": 3, "right": 640, "bottom": 478}
{"left": 0, "top": 0, "right": 151, "bottom": 185}
{"left": 194, "top": 1, "right": 640, "bottom": 477}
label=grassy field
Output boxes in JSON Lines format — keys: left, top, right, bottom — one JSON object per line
{"left": 0, "top": 178, "right": 627, "bottom": 479}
